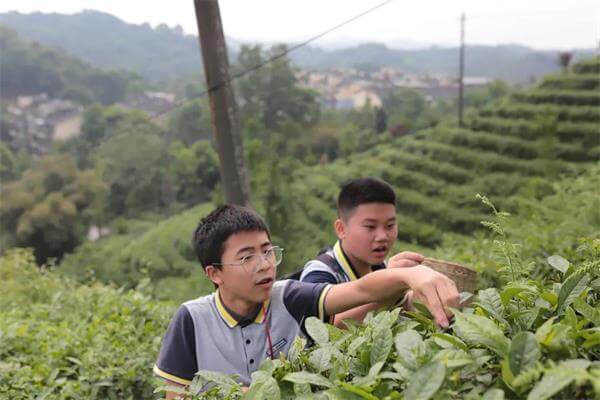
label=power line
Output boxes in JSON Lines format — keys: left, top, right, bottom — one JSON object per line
{"left": 151, "top": 0, "right": 395, "bottom": 120}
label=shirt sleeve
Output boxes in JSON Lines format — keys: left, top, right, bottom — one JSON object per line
{"left": 154, "top": 305, "right": 198, "bottom": 385}
{"left": 282, "top": 280, "right": 332, "bottom": 325}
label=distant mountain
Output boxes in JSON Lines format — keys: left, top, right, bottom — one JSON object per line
{"left": 1, "top": 10, "right": 595, "bottom": 84}
{"left": 0, "top": 10, "right": 203, "bottom": 83}
{"left": 0, "top": 26, "right": 142, "bottom": 104}
{"left": 288, "top": 43, "right": 595, "bottom": 83}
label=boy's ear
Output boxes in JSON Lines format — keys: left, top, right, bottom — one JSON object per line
{"left": 334, "top": 218, "right": 345, "bottom": 239}
{"left": 205, "top": 265, "right": 224, "bottom": 286}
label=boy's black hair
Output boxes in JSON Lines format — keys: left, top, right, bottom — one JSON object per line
{"left": 192, "top": 204, "right": 271, "bottom": 270}
{"left": 337, "top": 177, "right": 396, "bottom": 220}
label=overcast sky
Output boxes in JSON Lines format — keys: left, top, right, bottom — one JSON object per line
{"left": 1, "top": 0, "right": 598, "bottom": 50}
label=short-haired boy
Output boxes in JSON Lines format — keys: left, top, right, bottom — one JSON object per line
{"left": 301, "top": 177, "right": 448, "bottom": 328}
{"left": 154, "top": 204, "right": 458, "bottom": 397}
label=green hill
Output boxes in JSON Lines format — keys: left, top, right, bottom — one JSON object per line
{"left": 59, "top": 58, "right": 600, "bottom": 301}
{"left": 0, "top": 10, "right": 204, "bottom": 83}
{"left": 281, "top": 57, "right": 599, "bottom": 253}
{"left": 60, "top": 203, "right": 215, "bottom": 303}
{"left": 0, "top": 26, "right": 143, "bottom": 104}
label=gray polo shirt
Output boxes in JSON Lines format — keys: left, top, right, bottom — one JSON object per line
{"left": 300, "top": 240, "right": 386, "bottom": 284}
{"left": 153, "top": 279, "right": 331, "bottom": 386}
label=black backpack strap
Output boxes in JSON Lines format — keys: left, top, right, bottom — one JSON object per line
{"left": 280, "top": 247, "right": 338, "bottom": 281}
{"left": 280, "top": 269, "right": 304, "bottom": 281}
{"left": 315, "top": 253, "right": 339, "bottom": 273}
{"left": 316, "top": 246, "right": 332, "bottom": 256}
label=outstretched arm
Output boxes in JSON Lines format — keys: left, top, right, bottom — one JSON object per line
{"left": 324, "top": 265, "right": 459, "bottom": 327}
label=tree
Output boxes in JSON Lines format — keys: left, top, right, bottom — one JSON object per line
{"left": 374, "top": 107, "right": 388, "bottom": 133}
{"left": 167, "top": 99, "right": 212, "bottom": 145}
{"left": 235, "top": 44, "right": 321, "bottom": 134}
{"left": 0, "top": 154, "right": 107, "bottom": 263}
{"left": 168, "top": 140, "right": 220, "bottom": 206}
{"left": 0, "top": 142, "right": 31, "bottom": 183}
{"left": 95, "top": 129, "right": 167, "bottom": 217}
{"left": 558, "top": 51, "right": 573, "bottom": 74}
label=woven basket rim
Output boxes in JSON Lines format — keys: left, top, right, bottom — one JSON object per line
{"left": 422, "top": 257, "right": 477, "bottom": 277}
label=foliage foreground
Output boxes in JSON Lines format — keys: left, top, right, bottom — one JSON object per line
{"left": 0, "top": 249, "right": 173, "bottom": 399}
{"left": 1, "top": 170, "right": 599, "bottom": 399}
{"left": 173, "top": 201, "right": 600, "bottom": 400}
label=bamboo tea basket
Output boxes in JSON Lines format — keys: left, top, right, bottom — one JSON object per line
{"left": 421, "top": 257, "right": 477, "bottom": 295}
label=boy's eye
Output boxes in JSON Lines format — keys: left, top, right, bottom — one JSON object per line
{"left": 239, "top": 254, "right": 256, "bottom": 265}
{"left": 364, "top": 225, "right": 375, "bottom": 230}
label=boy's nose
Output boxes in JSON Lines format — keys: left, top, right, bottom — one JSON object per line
{"left": 253, "top": 257, "right": 273, "bottom": 273}
{"left": 374, "top": 228, "right": 388, "bottom": 240}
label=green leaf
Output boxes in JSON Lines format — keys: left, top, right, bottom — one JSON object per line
{"left": 348, "top": 336, "right": 367, "bottom": 356}
{"left": 394, "top": 329, "right": 423, "bottom": 368}
{"left": 65, "top": 356, "right": 82, "bottom": 366}
{"left": 482, "top": 388, "right": 505, "bottom": 400}
{"left": 476, "top": 288, "right": 504, "bottom": 319}
{"left": 370, "top": 326, "right": 393, "bottom": 365}
{"left": 547, "top": 255, "right": 569, "bottom": 273}
{"left": 261, "top": 377, "right": 281, "bottom": 399}
{"left": 432, "top": 333, "right": 469, "bottom": 352}
{"left": 258, "top": 358, "right": 279, "bottom": 374}
{"left": 338, "top": 382, "right": 379, "bottom": 400}
{"left": 293, "top": 382, "right": 311, "bottom": 396}
{"left": 367, "top": 361, "right": 385, "bottom": 377}
{"left": 309, "top": 347, "right": 332, "bottom": 372}
{"left": 243, "top": 381, "right": 266, "bottom": 399}
{"left": 324, "top": 387, "right": 366, "bottom": 400}
{"left": 508, "top": 332, "right": 540, "bottom": 375}
{"left": 403, "top": 361, "right": 446, "bottom": 400}
{"left": 283, "top": 371, "right": 333, "bottom": 388}
{"left": 526, "top": 369, "right": 575, "bottom": 400}
{"left": 244, "top": 375, "right": 281, "bottom": 399}
{"left": 452, "top": 310, "right": 510, "bottom": 356}
{"left": 500, "top": 283, "right": 537, "bottom": 305}
{"left": 556, "top": 272, "right": 590, "bottom": 315}
{"left": 432, "top": 348, "right": 474, "bottom": 368}
{"left": 535, "top": 317, "right": 556, "bottom": 344}
{"left": 574, "top": 298, "right": 600, "bottom": 326}
{"left": 194, "top": 369, "right": 238, "bottom": 391}
{"left": 287, "top": 336, "right": 307, "bottom": 363}
{"left": 305, "top": 317, "right": 329, "bottom": 345}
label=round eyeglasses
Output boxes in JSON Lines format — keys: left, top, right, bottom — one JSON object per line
{"left": 213, "top": 246, "right": 284, "bottom": 273}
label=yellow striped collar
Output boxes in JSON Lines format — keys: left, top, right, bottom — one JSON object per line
{"left": 333, "top": 240, "right": 359, "bottom": 281}
{"left": 214, "top": 290, "right": 270, "bottom": 328}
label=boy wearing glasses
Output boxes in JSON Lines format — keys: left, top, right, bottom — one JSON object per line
{"left": 154, "top": 204, "right": 458, "bottom": 397}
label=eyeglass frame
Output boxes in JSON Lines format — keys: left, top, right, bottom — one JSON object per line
{"left": 211, "top": 245, "right": 284, "bottom": 272}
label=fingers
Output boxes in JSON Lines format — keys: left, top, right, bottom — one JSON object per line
{"left": 445, "top": 279, "right": 460, "bottom": 309}
{"left": 403, "top": 290, "right": 415, "bottom": 311}
{"left": 420, "top": 285, "right": 449, "bottom": 328}
{"left": 391, "top": 251, "right": 425, "bottom": 264}
{"left": 390, "top": 259, "right": 420, "bottom": 268}
{"left": 437, "top": 279, "right": 459, "bottom": 321}
{"left": 389, "top": 251, "right": 425, "bottom": 269}
{"left": 415, "top": 276, "right": 459, "bottom": 328}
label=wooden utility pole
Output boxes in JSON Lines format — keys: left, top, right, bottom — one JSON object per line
{"left": 458, "top": 12, "right": 465, "bottom": 128}
{"left": 194, "top": 0, "right": 251, "bottom": 206}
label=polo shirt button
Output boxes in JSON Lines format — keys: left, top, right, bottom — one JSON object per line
{"left": 246, "top": 339, "right": 251, "bottom": 345}
{"left": 249, "top": 359, "right": 254, "bottom": 364}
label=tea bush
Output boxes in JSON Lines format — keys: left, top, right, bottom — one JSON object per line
{"left": 175, "top": 193, "right": 600, "bottom": 400}
{"left": 0, "top": 249, "right": 173, "bottom": 399}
